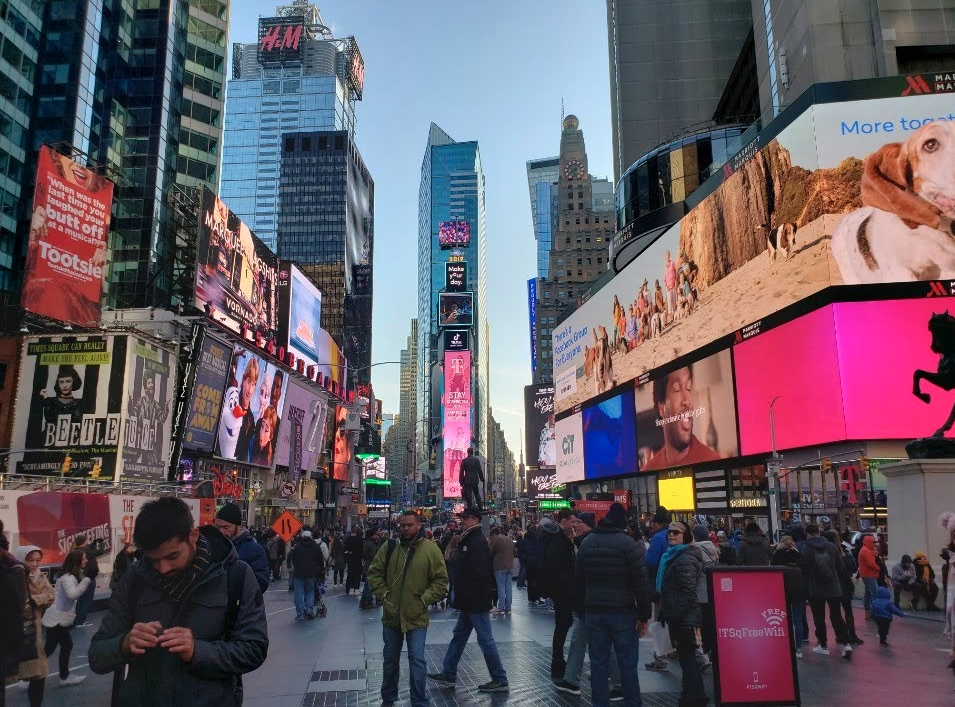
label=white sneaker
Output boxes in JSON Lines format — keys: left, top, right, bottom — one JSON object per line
{"left": 795, "top": 651, "right": 803, "bottom": 659}
{"left": 812, "top": 645, "right": 829, "bottom": 656}
{"left": 842, "top": 644, "right": 853, "bottom": 660}
{"left": 60, "top": 675, "right": 86, "bottom": 686}
{"left": 15, "top": 681, "right": 29, "bottom": 691}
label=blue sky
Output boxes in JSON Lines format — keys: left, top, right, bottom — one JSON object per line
{"left": 229, "top": 1, "right": 613, "bottom": 458}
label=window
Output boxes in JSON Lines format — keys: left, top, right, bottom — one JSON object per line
{"left": 578, "top": 202, "right": 583, "bottom": 210}
{"left": 568, "top": 203, "right": 573, "bottom": 210}
{"left": 578, "top": 191, "right": 583, "bottom": 199}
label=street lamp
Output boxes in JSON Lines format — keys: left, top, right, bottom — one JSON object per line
{"left": 767, "top": 396, "right": 782, "bottom": 540}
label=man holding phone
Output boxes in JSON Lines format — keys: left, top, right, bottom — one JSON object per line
{"left": 89, "top": 497, "right": 268, "bottom": 706}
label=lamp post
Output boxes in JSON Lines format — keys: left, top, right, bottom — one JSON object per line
{"left": 767, "top": 395, "right": 782, "bottom": 541}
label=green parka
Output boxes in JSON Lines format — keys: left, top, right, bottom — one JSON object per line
{"left": 367, "top": 535, "right": 448, "bottom": 632}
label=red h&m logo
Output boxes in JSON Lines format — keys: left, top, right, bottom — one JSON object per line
{"left": 260, "top": 24, "right": 302, "bottom": 52}
{"left": 926, "top": 281, "right": 948, "bottom": 297}
{"left": 902, "top": 75, "right": 932, "bottom": 96}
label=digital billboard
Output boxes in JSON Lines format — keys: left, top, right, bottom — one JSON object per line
{"left": 635, "top": 349, "right": 738, "bottom": 472}
{"left": 443, "top": 350, "right": 471, "bottom": 497}
{"left": 365, "top": 457, "right": 387, "bottom": 481}
{"left": 10, "top": 335, "right": 128, "bottom": 480}
{"left": 553, "top": 91, "right": 955, "bottom": 414}
{"left": 526, "top": 467, "right": 562, "bottom": 499}
{"left": 657, "top": 469, "right": 695, "bottom": 511}
{"left": 195, "top": 187, "right": 279, "bottom": 345}
{"left": 122, "top": 338, "right": 176, "bottom": 482}
{"left": 445, "top": 329, "right": 469, "bottom": 351}
{"left": 555, "top": 412, "right": 584, "bottom": 484}
{"left": 438, "top": 221, "right": 471, "bottom": 247}
{"left": 215, "top": 344, "right": 289, "bottom": 468}
{"left": 21, "top": 146, "right": 113, "bottom": 327}
{"left": 582, "top": 388, "right": 638, "bottom": 480}
{"left": 278, "top": 263, "right": 323, "bottom": 369}
{"left": 182, "top": 330, "right": 233, "bottom": 452}
{"left": 332, "top": 404, "right": 353, "bottom": 481}
{"left": 275, "top": 379, "right": 327, "bottom": 482}
{"left": 446, "top": 262, "right": 467, "bottom": 291}
{"left": 524, "top": 384, "right": 555, "bottom": 470}
{"left": 438, "top": 292, "right": 474, "bottom": 328}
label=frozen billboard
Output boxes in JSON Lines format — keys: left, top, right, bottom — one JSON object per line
{"left": 443, "top": 350, "right": 471, "bottom": 498}
{"left": 122, "top": 338, "right": 176, "bottom": 482}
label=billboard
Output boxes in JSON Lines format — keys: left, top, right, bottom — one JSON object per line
{"left": 526, "top": 467, "right": 562, "bottom": 499}
{"left": 182, "top": 330, "right": 233, "bottom": 452}
{"left": 438, "top": 220, "right": 471, "bottom": 247}
{"left": 446, "top": 262, "right": 467, "bottom": 291}
{"left": 443, "top": 350, "right": 471, "bottom": 497}
{"left": 528, "top": 278, "right": 538, "bottom": 377}
{"left": 275, "top": 379, "right": 327, "bottom": 482}
{"left": 555, "top": 412, "right": 584, "bottom": 484}
{"left": 332, "top": 404, "right": 353, "bottom": 481}
{"left": 279, "top": 263, "right": 323, "bottom": 369}
{"left": 524, "top": 384, "right": 555, "bottom": 470}
{"left": 214, "top": 344, "right": 289, "bottom": 468}
{"left": 122, "top": 338, "right": 176, "bottom": 482}
{"left": 553, "top": 91, "right": 955, "bottom": 414}
{"left": 195, "top": 187, "right": 279, "bottom": 345}
{"left": 657, "top": 469, "right": 695, "bottom": 511}
{"left": 445, "top": 329, "right": 469, "bottom": 351}
{"left": 635, "top": 349, "right": 738, "bottom": 471}
{"left": 582, "top": 388, "right": 638, "bottom": 480}
{"left": 257, "top": 16, "right": 303, "bottom": 63}
{"left": 10, "top": 335, "right": 128, "bottom": 480}
{"left": 365, "top": 457, "right": 387, "bottom": 481}
{"left": 0, "top": 338, "right": 19, "bottom": 449}
{"left": 438, "top": 292, "right": 474, "bottom": 328}
{"left": 21, "top": 146, "right": 113, "bottom": 327}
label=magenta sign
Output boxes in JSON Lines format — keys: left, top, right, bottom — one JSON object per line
{"left": 443, "top": 350, "right": 471, "bottom": 497}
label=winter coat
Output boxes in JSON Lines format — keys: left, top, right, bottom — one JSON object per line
{"left": 736, "top": 532, "right": 771, "bottom": 566}
{"left": 448, "top": 525, "right": 494, "bottom": 613}
{"left": 14, "top": 566, "right": 54, "bottom": 681}
{"left": 233, "top": 530, "right": 271, "bottom": 593}
{"left": 645, "top": 527, "right": 669, "bottom": 573}
{"left": 718, "top": 541, "right": 736, "bottom": 565}
{"left": 42, "top": 572, "right": 91, "bottom": 628}
{"left": 522, "top": 534, "right": 544, "bottom": 574}
{"left": 576, "top": 521, "right": 652, "bottom": 621}
{"left": 488, "top": 534, "right": 515, "bottom": 573}
{"left": 88, "top": 527, "right": 269, "bottom": 707}
{"left": 540, "top": 518, "right": 575, "bottom": 602}
{"left": 368, "top": 536, "right": 448, "bottom": 632}
{"left": 332, "top": 538, "right": 346, "bottom": 568}
{"left": 659, "top": 544, "right": 703, "bottom": 629}
{"left": 871, "top": 585, "right": 906, "bottom": 620}
{"left": 858, "top": 536, "right": 880, "bottom": 579}
{"left": 345, "top": 534, "right": 364, "bottom": 571}
{"left": 695, "top": 540, "right": 720, "bottom": 603}
{"left": 287, "top": 537, "right": 325, "bottom": 578}
{"left": 801, "top": 536, "right": 843, "bottom": 599}
{"left": 0, "top": 556, "right": 25, "bottom": 680}
{"left": 770, "top": 547, "right": 807, "bottom": 604}
{"left": 890, "top": 561, "right": 917, "bottom": 588}
{"left": 363, "top": 538, "right": 380, "bottom": 574}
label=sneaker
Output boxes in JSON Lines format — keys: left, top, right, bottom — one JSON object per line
{"left": 645, "top": 658, "right": 669, "bottom": 672}
{"left": 608, "top": 688, "right": 625, "bottom": 702}
{"left": 880, "top": 640, "right": 889, "bottom": 647}
{"left": 842, "top": 644, "right": 853, "bottom": 661}
{"left": 478, "top": 679, "right": 509, "bottom": 692}
{"left": 14, "top": 681, "right": 29, "bottom": 692}
{"left": 795, "top": 651, "right": 803, "bottom": 659}
{"left": 428, "top": 673, "right": 456, "bottom": 688}
{"left": 60, "top": 675, "right": 86, "bottom": 687}
{"left": 554, "top": 679, "right": 581, "bottom": 695}
{"left": 812, "top": 645, "right": 829, "bottom": 656}
{"left": 74, "top": 622, "right": 93, "bottom": 628}
{"left": 295, "top": 615, "right": 306, "bottom": 621}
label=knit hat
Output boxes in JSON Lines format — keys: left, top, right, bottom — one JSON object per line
{"left": 215, "top": 503, "right": 242, "bottom": 526}
{"left": 576, "top": 512, "right": 596, "bottom": 529}
{"left": 652, "top": 506, "right": 671, "bottom": 525}
{"left": 604, "top": 503, "right": 628, "bottom": 529}
{"left": 301, "top": 530, "right": 313, "bottom": 538}
{"left": 692, "top": 524, "right": 710, "bottom": 543}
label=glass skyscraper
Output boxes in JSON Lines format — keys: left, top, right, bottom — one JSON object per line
{"left": 526, "top": 157, "right": 559, "bottom": 280}
{"left": 417, "top": 123, "right": 489, "bottom": 504}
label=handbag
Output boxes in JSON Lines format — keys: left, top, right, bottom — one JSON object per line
{"left": 19, "top": 617, "right": 41, "bottom": 664}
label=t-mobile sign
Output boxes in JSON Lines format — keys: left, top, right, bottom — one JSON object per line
{"left": 442, "top": 350, "right": 471, "bottom": 498}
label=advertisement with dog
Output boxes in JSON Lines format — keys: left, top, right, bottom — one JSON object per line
{"left": 553, "top": 90, "right": 955, "bottom": 415}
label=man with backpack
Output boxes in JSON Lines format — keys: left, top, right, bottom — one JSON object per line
{"left": 368, "top": 511, "right": 448, "bottom": 707}
{"left": 801, "top": 524, "right": 853, "bottom": 660}
{"left": 88, "top": 497, "right": 268, "bottom": 706}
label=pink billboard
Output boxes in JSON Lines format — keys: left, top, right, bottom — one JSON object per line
{"left": 443, "top": 350, "right": 471, "bottom": 498}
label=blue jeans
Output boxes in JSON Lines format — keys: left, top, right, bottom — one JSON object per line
{"left": 586, "top": 613, "right": 641, "bottom": 707}
{"left": 382, "top": 626, "right": 428, "bottom": 707}
{"left": 361, "top": 573, "right": 374, "bottom": 604}
{"left": 73, "top": 577, "right": 96, "bottom": 625}
{"left": 565, "top": 613, "right": 620, "bottom": 687}
{"left": 494, "top": 570, "right": 512, "bottom": 611}
{"left": 293, "top": 576, "right": 316, "bottom": 618}
{"left": 790, "top": 603, "right": 804, "bottom": 651}
{"left": 442, "top": 611, "right": 507, "bottom": 683}
{"left": 516, "top": 562, "right": 526, "bottom": 588}
{"left": 862, "top": 577, "right": 878, "bottom": 610}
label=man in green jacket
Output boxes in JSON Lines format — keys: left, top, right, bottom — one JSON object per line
{"left": 368, "top": 510, "right": 448, "bottom": 707}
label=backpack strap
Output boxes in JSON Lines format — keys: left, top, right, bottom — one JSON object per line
{"left": 223, "top": 559, "right": 246, "bottom": 640}
{"left": 382, "top": 539, "right": 398, "bottom": 585}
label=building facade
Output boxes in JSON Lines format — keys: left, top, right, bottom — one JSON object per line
{"left": 416, "top": 124, "right": 489, "bottom": 505}
{"left": 526, "top": 157, "right": 560, "bottom": 280}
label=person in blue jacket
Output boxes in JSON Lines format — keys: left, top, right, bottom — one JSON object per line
{"left": 644, "top": 506, "right": 672, "bottom": 673}
{"left": 215, "top": 503, "right": 271, "bottom": 594}
{"left": 870, "top": 585, "right": 906, "bottom": 646}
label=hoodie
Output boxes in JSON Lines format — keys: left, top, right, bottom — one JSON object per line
{"left": 695, "top": 540, "right": 720, "bottom": 603}
{"left": 540, "top": 517, "right": 575, "bottom": 601}
{"left": 871, "top": 585, "right": 906, "bottom": 620}
{"left": 858, "top": 536, "right": 880, "bottom": 579}
{"left": 736, "top": 532, "right": 771, "bottom": 566}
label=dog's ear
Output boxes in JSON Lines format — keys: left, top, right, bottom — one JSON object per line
{"left": 861, "top": 142, "right": 941, "bottom": 229}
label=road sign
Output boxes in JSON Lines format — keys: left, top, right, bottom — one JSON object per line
{"left": 271, "top": 510, "right": 302, "bottom": 542}
{"left": 281, "top": 481, "right": 297, "bottom": 498}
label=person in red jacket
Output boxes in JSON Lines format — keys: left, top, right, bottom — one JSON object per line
{"left": 858, "top": 535, "right": 880, "bottom": 619}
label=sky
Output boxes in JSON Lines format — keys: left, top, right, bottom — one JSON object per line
{"left": 230, "top": 1, "right": 613, "bottom": 459}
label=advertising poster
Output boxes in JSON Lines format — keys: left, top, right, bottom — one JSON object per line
{"left": 635, "top": 349, "right": 739, "bottom": 471}
{"left": 332, "top": 404, "right": 353, "bottom": 481}
{"left": 122, "top": 338, "right": 176, "bottom": 482}
{"left": 438, "top": 220, "right": 470, "bottom": 247}
{"left": 657, "top": 469, "right": 695, "bottom": 511}
{"left": 445, "top": 330, "right": 469, "bottom": 351}
{"left": 281, "top": 263, "right": 323, "bottom": 369}
{"left": 0, "top": 337, "right": 19, "bottom": 448}
{"left": 10, "top": 335, "right": 128, "bottom": 480}
{"left": 317, "top": 329, "right": 347, "bottom": 388}
{"left": 526, "top": 467, "right": 561, "bottom": 500}
{"left": 438, "top": 292, "right": 474, "bottom": 328}
{"left": 708, "top": 568, "right": 798, "bottom": 705}
{"left": 442, "top": 350, "right": 471, "bottom": 497}
{"left": 582, "top": 388, "right": 638, "bottom": 479}
{"left": 195, "top": 187, "right": 279, "bottom": 343}
{"left": 21, "top": 146, "right": 113, "bottom": 327}
{"left": 446, "top": 262, "right": 467, "bottom": 291}
{"left": 275, "top": 379, "right": 328, "bottom": 480}
{"left": 365, "top": 457, "right": 387, "bottom": 481}
{"left": 183, "top": 331, "right": 233, "bottom": 451}
{"left": 524, "top": 384, "right": 556, "bottom": 470}
{"left": 215, "top": 344, "right": 289, "bottom": 468}
{"left": 555, "top": 412, "right": 584, "bottom": 484}
{"left": 345, "top": 154, "right": 373, "bottom": 296}
{"left": 528, "top": 278, "right": 538, "bottom": 376}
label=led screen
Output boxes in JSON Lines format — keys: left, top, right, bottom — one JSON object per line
{"left": 554, "top": 412, "right": 584, "bottom": 484}
{"left": 443, "top": 350, "right": 471, "bottom": 497}
{"left": 438, "top": 221, "right": 470, "bottom": 247}
{"left": 657, "top": 473, "right": 695, "bottom": 511}
{"left": 582, "top": 388, "right": 637, "bottom": 479}
{"left": 635, "top": 349, "right": 738, "bottom": 472}
{"left": 524, "top": 384, "right": 555, "bottom": 470}
{"left": 332, "top": 404, "right": 352, "bottom": 481}
{"left": 438, "top": 292, "right": 474, "bottom": 328}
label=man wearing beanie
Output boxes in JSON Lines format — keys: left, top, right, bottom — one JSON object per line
{"left": 644, "top": 506, "right": 672, "bottom": 672}
{"left": 214, "top": 503, "right": 270, "bottom": 593}
{"left": 576, "top": 503, "right": 652, "bottom": 707}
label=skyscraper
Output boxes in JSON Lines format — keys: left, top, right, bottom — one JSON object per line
{"left": 417, "top": 124, "right": 489, "bottom": 504}
{"left": 526, "top": 157, "right": 560, "bottom": 280}
{"left": 391, "top": 319, "right": 418, "bottom": 505}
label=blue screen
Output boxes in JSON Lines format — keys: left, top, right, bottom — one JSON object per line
{"left": 582, "top": 388, "right": 638, "bottom": 479}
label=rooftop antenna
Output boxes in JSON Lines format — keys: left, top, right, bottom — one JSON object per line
{"left": 561, "top": 98, "right": 565, "bottom": 123}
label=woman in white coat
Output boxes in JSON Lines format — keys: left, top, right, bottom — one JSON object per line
{"left": 40, "top": 549, "right": 90, "bottom": 686}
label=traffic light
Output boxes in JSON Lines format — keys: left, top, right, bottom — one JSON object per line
{"left": 61, "top": 454, "right": 72, "bottom": 474}
{"left": 821, "top": 457, "right": 831, "bottom": 472}
{"left": 860, "top": 456, "right": 870, "bottom": 472}
{"left": 90, "top": 461, "right": 101, "bottom": 480}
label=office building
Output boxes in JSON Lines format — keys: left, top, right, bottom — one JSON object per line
{"left": 220, "top": 1, "right": 363, "bottom": 251}
{"left": 487, "top": 412, "right": 516, "bottom": 506}
{"left": 526, "top": 157, "right": 560, "bottom": 280}
{"left": 417, "top": 123, "right": 489, "bottom": 503}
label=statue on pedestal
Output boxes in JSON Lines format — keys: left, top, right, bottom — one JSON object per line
{"left": 908, "top": 311, "right": 955, "bottom": 458}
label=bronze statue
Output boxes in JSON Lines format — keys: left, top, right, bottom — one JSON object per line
{"left": 913, "top": 310, "right": 955, "bottom": 437}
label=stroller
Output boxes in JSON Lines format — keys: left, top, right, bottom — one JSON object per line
{"left": 313, "top": 581, "right": 328, "bottom": 618}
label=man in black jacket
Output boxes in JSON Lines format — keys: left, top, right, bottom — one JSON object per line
{"left": 287, "top": 530, "right": 325, "bottom": 620}
{"left": 428, "top": 507, "right": 508, "bottom": 692}
{"left": 577, "top": 503, "right": 652, "bottom": 707}
{"left": 541, "top": 509, "right": 577, "bottom": 680}
{"left": 458, "top": 448, "right": 484, "bottom": 510}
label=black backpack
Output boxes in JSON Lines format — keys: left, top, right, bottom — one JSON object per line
{"left": 811, "top": 545, "right": 836, "bottom": 584}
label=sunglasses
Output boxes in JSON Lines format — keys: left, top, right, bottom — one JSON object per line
{"left": 667, "top": 529, "right": 683, "bottom": 536}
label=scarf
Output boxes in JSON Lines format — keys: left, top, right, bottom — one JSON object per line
{"left": 656, "top": 543, "right": 687, "bottom": 592}
{"left": 153, "top": 535, "right": 212, "bottom": 604}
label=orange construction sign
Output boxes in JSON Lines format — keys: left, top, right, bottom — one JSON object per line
{"left": 271, "top": 510, "right": 302, "bottom": 542}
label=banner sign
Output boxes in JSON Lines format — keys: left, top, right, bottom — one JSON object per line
{"left": 528, "top": 278, "right": 537, "bottom": 377}
{"left": 122, "top": 338, "right": 176, "bottom": 482}
{"left": 442, "top": 350, "right": 471, "bottom": 497}
{"left": 708, "top": 567, "right": 799, "bottom": 706}
{"left": 21, "top": 146, "right": 113, "bottom": 327}
{"left": 524, "top": 384, "right": 555, "bottom": 471}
